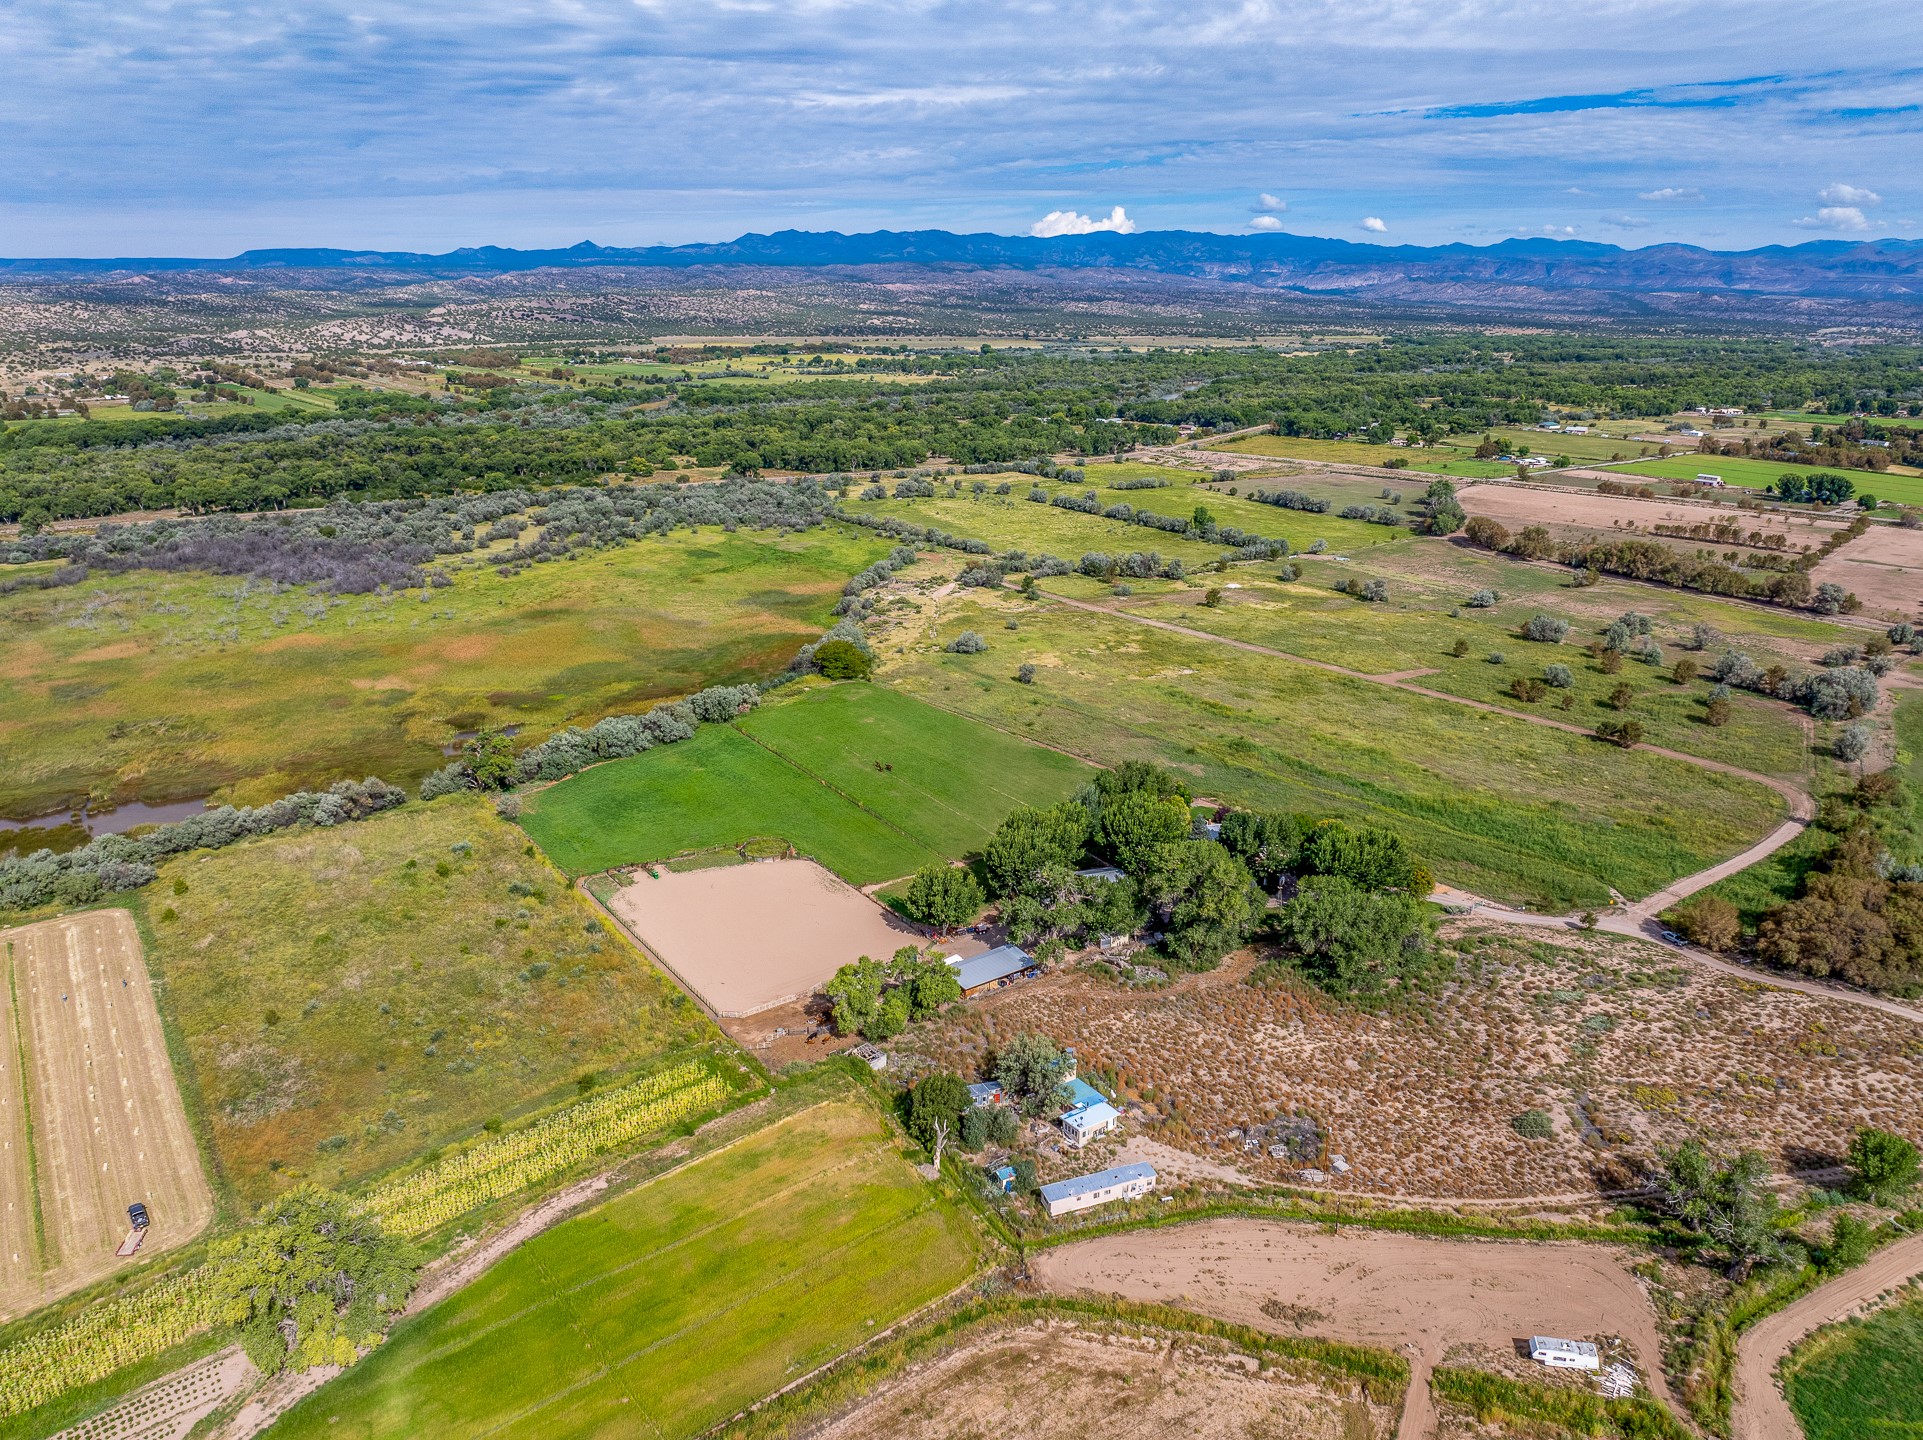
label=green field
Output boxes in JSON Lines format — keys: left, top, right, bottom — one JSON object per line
{"left": 883, "top": 590, "right": 1788, "bottom": 910}
{"left": 1783, "top": 1291, "right": 1923, "bottom": 1440}
{"left": 519, "top": 683, "right": 1093, "bottom": 881}
{"left": 271, "top": 1094, "right": 981, "bottom": 1440}
{"left": 0, "top": 526, "right": 884, "bottom": 819}
{"left": 1129, "top": 572, "right": 1812, "bottom": 777}
{"left": 1210, "top": 434, "right": 1516, "bottom": 478}
{"left": 141, "top": 794, "right": 715, "bottom": 1206}
{"left": 1607, "top": 453, "right": 1923, "bottom": 507}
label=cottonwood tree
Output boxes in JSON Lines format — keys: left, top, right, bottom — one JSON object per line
{"left": 901, "top": 864, "right": 984, "bottom": 934}
{"left": 984, "top": 802, "right": 1090, "bottom": 897}
{"left": 1279, "top": 876, "right": 1433, "bottom": 995}
{"left": 1849, "top": 1126, "right": 1920, "bottom": 1205}
{"left": 1655, "top": 1140, "right": 1786, "bottom": 1277}
{"left": 994, "top": 1032, "right": 1073, "bottom": 1116}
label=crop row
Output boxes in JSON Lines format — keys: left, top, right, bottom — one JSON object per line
{"left": 366, "top": 1063, "right": 731, "bottom": 1236}
{"left": 0, "top": 1270, "right": 221, "bottom": 1418}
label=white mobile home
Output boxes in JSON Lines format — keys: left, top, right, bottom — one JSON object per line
{"left": 1039, "top": 1162, "right": 1157, "bottom": 1217}
{"left": 1529, "top": 1336, "right": 1601, "bottom": 1371}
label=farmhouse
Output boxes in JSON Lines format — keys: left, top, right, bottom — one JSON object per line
{"left": 967, "top": 1081, "right": 1005, "bottom": 1108}
{"left": 1529, "top": 1336, "right": 1601, "bottom": 1371}
{"left": 947, "top": 944, "right": 1037, "bottom": 998}
{"left": 1039, "top": 1162, "right": 1157, "bottom": 1218}
{"left": 1059, "top": 1076, "right": 1120, "bottom": 1147}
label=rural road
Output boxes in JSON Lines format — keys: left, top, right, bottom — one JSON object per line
{"left": 1732, "top": 1231, "right": 1923, "bottom": 1440}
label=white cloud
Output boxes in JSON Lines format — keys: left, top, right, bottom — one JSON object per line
{"left": 1360, "top": 216, "right": 1387, "bottom": 233}
{"left": 1030, "top": 205, "right": 1136, "bottom": 237}
{"left": 1793, "top": 206, "right": 1869, "bottom": 231}
{"left": 1601, "top": 213, "right": 1650, "bottom": 229}
{"left": 1255, "top": 192, "right": 1288, "bottom": 212}
{"left": 1249, "top": 213, "right": 1285, "bottom": 231}
{"left": 1818, "top": 183, "right": 1881, "bottom": 206}
{"left": 1638, "top": 187, "right": 1703, "bottom": 202}
{"left": 1564, "top": 187, "right": 1591, "bottom": 196}
{"left": 1539, "top": 224, "right": 1578, "bottom": 236}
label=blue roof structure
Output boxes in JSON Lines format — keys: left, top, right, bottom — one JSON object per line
{"left": 1038, "top": 1163, "right": 1157, "bottom": 1204}
{"left": 1061, "top": 1077, "right": 1106, "bottom": 1110}
{"left": 949, "top": 944, "right": 1034, "bottom": 991}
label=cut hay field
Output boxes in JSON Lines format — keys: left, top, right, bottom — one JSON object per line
{"left": 0, "top": 525, "right": 885, "bottom": 822}
{"left": 0, "top": 911, "right": 212, "bottom": 1321}
{"left": 520, "top": 683, "right": 1095, "bottom": 882}
{"left": 1208, "top": 434, "right": 1515, "bottom": 478}
{"left": 272, "top": 1094, "right": 982, "bottom": 1440}
{"left": 878, "top": 589, "right": 1789, "bottom": 910}
{"left": 139, "top": 794, "right": 715, "bottom": 1208}
{"left": 1783, "top": 1290, "right": 1923, "bottom": 1440}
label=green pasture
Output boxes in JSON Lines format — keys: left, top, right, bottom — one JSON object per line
{"left": 271, "top": 1095, "right": 981, "bottom": 1440}
{"left": 1209, "top": 434, "right": 1515, "bottom": 478}
{"left": 139, "top": 794, "right": 715, "bottom": 1207}
{"left": 0, "top": 526, "right": 884, "bottom": 819}
{"left": 1608, "top": 453, "right": 1923, "bottom": 506}
{"left": 736, "top": 682, "right": 1093, "bottom": 857}
{"left": 518, "top": 720, "right": 937, "bottom": 882}
{"left": 1482, "top": 426, "right": 1656, "bottom": 463}
{"left": 1070, "top": 475, "right": 1407, "bottom": 552}
{"left": 887, "top": 592, "right": 1788, "bottom": 910}
{"left": 519, "top": 682, "right": 1092, "bottom": 882}
{"left": 846, "top": 492, "right": 1230, "bottom": 565}
{"left": 1783, "top": 1290, "right": 1923, "bottom": 1440}
{"left": 1132, "top": 573, "right": 1811, "bottom": 777}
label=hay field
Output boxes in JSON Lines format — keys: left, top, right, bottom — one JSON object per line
{"left": 0, "top": 526, "right": 884, "bottom": 821}
{"left": 271, "top": 1095, "right": 982, "bottom": 1440}
{"left": 1807, "top": 520, "right": 1923, "bottom": 620}
{"left": 1782, "top": 1290, "right": 1923, "bottom": 1440}
{"left": 141, "top": 794, "right": 715, "bottom": 1207}
{"left": 604, "top": 859, "right": 929, "bottom": 1016}
{"left": 1611, "top": 453, "right": 1923, "bottom": 506}
{"left": 0, "top": 911, "right": 212, "bottom": 1321}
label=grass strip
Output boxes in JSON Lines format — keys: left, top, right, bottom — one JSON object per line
{"left": 1432, "top": 1365, "right": 1692, "bottom": 1440}
{"left": 6, "top": 944, "right": 48, "bottom": 1272}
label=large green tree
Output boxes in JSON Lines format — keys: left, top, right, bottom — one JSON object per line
{"left": 1144, "top": 840, "right": 1266, "bottom": 970}
{"left": 1299, "top": 820, "right": 1426, "bottom": 893}
{"left": 984, "top": 802, "right": 1091, "bottom": 897}
{"left": 1278, "top": 876, "right": 1432, "bottom": 994}
{"left": 209, "top": 1185, "right": 416, "bottom": 1375}
{"left": 900, "top": 864, "right": 984, "bottom": 933}
{"left": 1216, "top": 810, "right": 1299, "bottom": 888}
{"left": 1656, "top": 1140, "right": 1786, "bottom": 1276}
{"left": 1849, "top": 1126, "right": 1921, "bottom": 1205}
{"left": 994, "top": 1031, "right": 1073, "bottom": 1116}
{"left": 907, "top": 1072, "right": 970, "bottom": 1162}
{"left": 1100, "top": 791, "right": 1192, "bottom": 875}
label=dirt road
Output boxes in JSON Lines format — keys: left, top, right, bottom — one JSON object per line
{"left": 1732, "top": 1231, "right": 1923, "bottom": 1440}
{"left": 1032, "top": 1217, "right": 1680, "bottom": 1440}
{"left": 0, "top": 910, "right": 213, "bottom": 1317}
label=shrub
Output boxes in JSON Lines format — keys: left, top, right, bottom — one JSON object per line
{"left": 1673, "top": 894, "right": 1740, "bottom": 951}
{"left": 1595, "top": 719, "right": 1644, "bottom": 748}
{"left": 812, "top": 638, "right": 873, "bottom": 679}
{"left": 1542, "top": 663, "right": 1574, "bottom": 689}
{"left": 1834, "top": 723, "right": 1872, "bottom": 763}
{"left": 1360, "top": 578, "right": 1388, "bottom": 602}
{"left": 1705, "top": 697, "right": 1732, "bottom": 727}
{"left": 944, "top": 630, "right": 988, "bottom": 655}
{"left": 1487, "top": 650, "right": 1506, "bottom": 665}
{"left": 1671, "top": 658, "right": 1698, "bottom": 685}
{"left": 1522, "top": 614, "right": 1570, "bottom": 643}
{"left": 1510, "top": 677, "right": 1546, "bottom": 703}
{"left": 1466, "top": 589, "right": 1499, "bottom": 608}
{"left": 1451, "top": 638, "right": 1470, "bottom": 658}
{"left": 1848, "top": 1126, "right": 1920, "bottom": 1204}
{"left": 1512, "top": 1110, "right": 1553, "bottom": 1140}
{"left": 1608, "top": 683, "right": 1635, "bottom": 711}
{"left": 1016, "top": 663, "right": 1037, "bottom": 684}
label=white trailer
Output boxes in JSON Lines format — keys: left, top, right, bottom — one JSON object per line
{"left": 1529, "top": 1336, "right": 1601, "bottom": 1371}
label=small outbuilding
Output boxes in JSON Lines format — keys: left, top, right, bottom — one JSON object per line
{"left": 1039, "top": 1162, "right": 1157, "bottom": 1218}
{"left": 850, "top": 1043, "right": 888, "bottom": 1071}
{"left": 1529, "top": 1337, "right": 1601, "bottom": 1371}
{"left": 990, "top": 1164, "right": 1018, "bottom": 1194}
{"left": 966, "top": 1081, "right": 1005, "bottom": 1108}
{"left": 1075, "top": 865, "right": 1126, "bottom": 884}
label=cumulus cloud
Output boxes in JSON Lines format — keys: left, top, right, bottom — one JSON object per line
{"left": 1249, "top": 214, "right": 1286, "bottom": 231}
{"left": 1255, "top": 192, "right": 1288, "bottom": 212}
{"left": 1031, "top": 205, "right": 1136, "bottom": 237}
{"left": 1360, "top": 216, "right": 1387, "bottom": 233}
{"left": 1818, "top": 183, "right": 1881, "bottom": 206}
{"left": 1638, "top": 187, "right": 1703, "bottom": 201}
{"left": 1793, "top": 206, "right": 1869, "bottom": 230}
{"left": 1601, "top": 213, "right": 1651, "bottom": 229}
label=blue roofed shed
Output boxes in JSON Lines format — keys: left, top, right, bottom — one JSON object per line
{"left": 948, "top": 944, "right": 1037, "bottom": 996}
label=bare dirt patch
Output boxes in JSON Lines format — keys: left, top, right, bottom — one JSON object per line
{"left": 602, "top": 858, "right": 936, "bottom": 1017}
{"left": 1456, "top": 483, "right": 1845, "bottom": 553}
{"left": 1808, "top": 522, "right": 1923, "bottom": 622}
{"left": 1034, "top": 1217, "right": 1677, "bottom": 1426}
{"left": 812, "top": 1320, "right": 1392, "bottom": 1440}
{"left": 896, "top": 925, "right": 1923, "bottom": 1202}
{"left": 0, "top": 910, "right": 214, "bottom": 1320}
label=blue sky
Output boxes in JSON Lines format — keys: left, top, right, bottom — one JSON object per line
{"left": 1, "top": 0, "right": 1919, "bottom": 256}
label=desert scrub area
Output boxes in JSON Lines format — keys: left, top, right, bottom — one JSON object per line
{"left": 520, "top": 682, "right": 1093, "bottom": 881}
{"left": 271, "top": 1092, "right": 982, "bottom": 1440}
{"left": 878, "top": 590, "right": 1787, "bottom": 909}
{"left": 895, "top": 924, "right": 1923, "bottom": 1202}
{"left": 1781, "top": 1285, "right": 1923, "bottom": 1440}
{"left": 0, "top": 523, "right": 884, "bottom": 820}
{"left": 138, "top": 793, "right": 715, "bottom": 1206}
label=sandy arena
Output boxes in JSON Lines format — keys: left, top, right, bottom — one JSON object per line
{"left": 1033, "top": 1217, "right": 1679, "bottom": 1438}
{"left": 603, "top": 858, "right": 939, "bottom": 1017}
{"left": 0, "top": 910, "right": 214, "bottom": 1319}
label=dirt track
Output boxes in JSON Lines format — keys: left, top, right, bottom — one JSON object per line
{"left": 1032, "top": 1218, "right": 1679, "bottom": 1440}
{"left": 1732, "top": 1231, "right": 1923, "bottom": 1440}
{"left": 0, "top": 910, "right": 213, "bottom": 1318}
